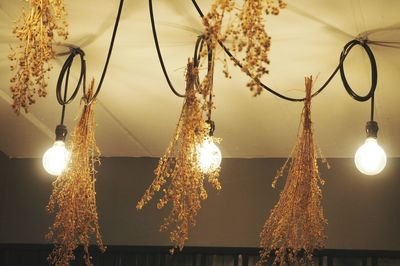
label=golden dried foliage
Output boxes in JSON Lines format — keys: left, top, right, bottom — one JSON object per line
{"left": 46, "top": 80, "right": 104, "bottom": 266}
{"left": 196, "top": 39, "right": 216, "bottom": 117}
{"left": 202, "top": 0, "right": 286, "bottom": 95}
{"left": 257, "top": 77, "right": 327, "bottom": 266}
{"left": 136, "top": 61, "right": 221, "bottom": 252}
{"left": 9, "top": 0, "right": 68, "bottom": 114}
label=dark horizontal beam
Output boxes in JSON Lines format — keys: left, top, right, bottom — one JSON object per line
{"left": 1, "top": 244, "right": 400, "bottom": 258}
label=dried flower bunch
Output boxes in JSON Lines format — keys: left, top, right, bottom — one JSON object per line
{"left": 9, "top": 0, "right": 68, "bottom": 114}
{"left": 196, "top": 38, "right": 217, "bottom": 117}
{"left": 257, "top": 77, "right": 327, "bottom": 266}
{"left": 202, "top": 0, "right": 286, "bottom": 95}
{"left": 136, "top": 60, "right": 221, "bottom": 252}
{"left": 46, "top": 80, "right": 104, "bottom": 266}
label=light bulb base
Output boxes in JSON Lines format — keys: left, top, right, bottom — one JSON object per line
{"left": 55, "top": 125, "right": 68, "bottom": 141}
{"left": 365, "top": 121, "right": 378, "bottom": 139}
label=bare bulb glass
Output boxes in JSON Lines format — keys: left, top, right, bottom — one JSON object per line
{"left": 355, "top": 137, "right": 387, "bottom": 175}
{"left": 198, "top": 138, "right": 222, "bottom": 173}
{"left": 42, "top": 140, "right": 70, "bottom": 176}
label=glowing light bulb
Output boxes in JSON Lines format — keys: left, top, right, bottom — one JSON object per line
{"left": 355, "top": 137, "right": 386, "bottom": 175}
{"left": 198, "top": 138, "right": 222, "bottom": 173}
{"left": 42, "top": 140, "right": 70, "bottom": 176}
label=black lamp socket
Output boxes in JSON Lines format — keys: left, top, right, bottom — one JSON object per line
{"left": 206, "top": 119, "right": 215, "bottom": 136}
{"left": 366, "top": 121, "right": 378, "bottom": 139}
{"left": 55, "top": 125, "right": 68, "bottom": 141}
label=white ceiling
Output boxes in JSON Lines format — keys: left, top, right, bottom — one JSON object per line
{"left": 0, "top": 0, "right": 399, "bottom": 158}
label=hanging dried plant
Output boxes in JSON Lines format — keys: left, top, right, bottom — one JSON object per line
{"left": 257, "top": 77, "right": 327, "bottom": 266}
{"left": 46, "top": 80, "right": 105, "bottom": 266}
{"left": 202, "top": 0, "right": 235, "bottom": 51}
{"left": 136, "top": 60, "right": 221, "bottom": 252}
{"left": 202, "top": 0, "right": 286, "bottom": 95}
{"left": 9, "top": 0, "right": 68, "bottom": 114}
{"left": 196, "top": 38, "right": 216, "bottom": 117}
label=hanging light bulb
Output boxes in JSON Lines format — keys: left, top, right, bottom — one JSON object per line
{"left": 43, "top": 141, "right": 70, "bottom": 176}
{"left": 198, "top": 137, "right": 222, "bottom": 173}
{"left": 197, "top": 120, "right": 222, "bottom": 173}
{"left": 43, "top": 125, "right": 70, "bottom": 176}
{"left": 354, "top": 121, "right": 386, "bottom": 175}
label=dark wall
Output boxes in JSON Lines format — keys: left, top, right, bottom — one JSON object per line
{"left": 0, "top": 157, "right": 399, "bottom": 250}
{"left": 0, "top": 152, "right": 9, "bottom": 242}
{"left": 0, "top": 151, "right": 8, "bottom": 182}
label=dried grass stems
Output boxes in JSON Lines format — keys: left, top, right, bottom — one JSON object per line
{"left": 257, "top": 77, "right": 327, "bottom": 266}
{"left": 196, "top": 40, "right": 216, "bottom": 117}
{"left": 46, "top": 80, "right": 104, "bottom": 266}
{"left": 136, "top": 60, "right": 221, "bottom": 252}
{"left": 202, "top": 0, "right": 286, "bottom": 96}
{"left": 9, "top": 0, "right": 68, "bottom": 114}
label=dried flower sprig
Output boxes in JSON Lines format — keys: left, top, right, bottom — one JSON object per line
{"left": 136, "top": 60, "right": 221, "bottom": 252}
{"left": 9, "top": 0, "right": 68, "bottom": 114}
{"left": 202, "top": 0, "right": 235, "bottom": 50}
{"left": 202, "top": 0, "right": 286, "bottom": 95}
{"left": 46, "top": 80, "right": 104, "bottom": 266}
{"left": 257, "top": 77, "right": 327, "bottom": 266}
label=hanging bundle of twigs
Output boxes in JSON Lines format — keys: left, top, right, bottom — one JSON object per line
{"left": 136, "top": 60, "right": 221, "bottom": 252}
{"left": 202, "top": 0, "right": 286, "bottom": 95}
{"left": 9, "top": 0, "right": 68, "bottom": 114}
{"left": 46, "top": 80, "right": 104, "bottom": 266}
{"left": 257, "top": 77, "right": 327, "bottom": 266}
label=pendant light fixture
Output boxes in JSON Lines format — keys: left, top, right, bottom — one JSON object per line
{"left": 355, "top": 121, "right": 386, "bottom": 175}
{"left": 337, "top": 40, "right": 386, "bottom": 175}
{"left": 354, "top": 96, "right": 386, "bottom": 175}
{"left": 192, "top": 34, "right": 222, "bottom": 174}
{"left": 44, "top": 0, "right": 123, "bottom": 264}
{"left": 42, "top": 47, "right": 86, "bottom": 176}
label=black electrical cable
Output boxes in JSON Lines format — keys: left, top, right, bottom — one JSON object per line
{"left": 339, "top": 39, "right": 377, "bottom": 122}
{"left": 370, "top": 95, "right": 375, "bottom": 121}
{"left": 216, "top": 37, "right": 338, "bottom": 102}
{"left": 55, "top": 0, "right": 124, "bottom": 125}
{"left": 191, "top": 0, "right": 204, "bottom": 18}
{"left": 56, "top": 47, "right": 86, "bottom": 106}
{"left": 87, "top": 0, "right": 125, "bottom": 103}
{"left": 339, "top": 39, "right": 377, "bottom": 102}
{"left": 193, "top": 35, "right": 205, "bottom": 70}
{"left": 193, "top": 35, "right": 217, "bottom": 136}
{"left": 56, "top": 47, "right": 86, "bottom": 125}
{"left": 189, "top": 0, "right": 378, "bottom": 103}
{"left": 149, "top": 0, "right": 185, "bottom": 98}
{"left": 60, "top": 64, "right": 70, "bottom": 125}
{"left": 193, "top": 35, "right": 213, "bottom": 91}
{"left": 193, "top": 36, "right": 214, "bottom": 115}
